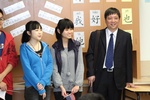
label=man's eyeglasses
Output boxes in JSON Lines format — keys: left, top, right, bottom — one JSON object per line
{"left": 0, "top": 17, "right": 4, "bottom": 21}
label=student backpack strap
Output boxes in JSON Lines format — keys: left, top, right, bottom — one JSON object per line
{"left": 87, "top": 30, "right": 101, "bottom": 93}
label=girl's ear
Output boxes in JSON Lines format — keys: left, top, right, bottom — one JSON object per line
{"left": 57, "top": 29, "right": 60, "bottom": 34}
{"left": 27, "top": 31, "right": 31, "bottom": 36}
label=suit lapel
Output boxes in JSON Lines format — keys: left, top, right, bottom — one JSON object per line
{"left": 100, "top": 30, "right": 106, "bottom": 51}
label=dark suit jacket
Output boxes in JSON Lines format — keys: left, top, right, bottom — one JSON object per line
{"left": 86, "top": 28, "right": 133, "bottom": 90}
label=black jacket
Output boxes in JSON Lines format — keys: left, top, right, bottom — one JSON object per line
{"left": 52, "top": 39, "right": 80, "bottom": 74}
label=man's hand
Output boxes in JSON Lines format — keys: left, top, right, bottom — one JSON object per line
{"left": 88, "top": 76, "right": 95, "bottom": 86}
{"left": 126, "top": 83, "right": 136, "bottom": 88}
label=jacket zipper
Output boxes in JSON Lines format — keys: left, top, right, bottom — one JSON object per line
{"left": 27, "top": 42, "right": 47, "bottom": 76}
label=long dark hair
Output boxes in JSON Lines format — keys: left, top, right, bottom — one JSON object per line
{"left": 0, "top": 9, "right": 4, "bottom": 15}
{"left": 55, "top": 18, "right": 74, "bottom": 40}
{"left": 21, "top": 21, "right": 42, "bottom": 43}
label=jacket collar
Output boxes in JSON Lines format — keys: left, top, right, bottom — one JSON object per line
{"left": 52, "top": 39, "right": 77, "bottom": 51}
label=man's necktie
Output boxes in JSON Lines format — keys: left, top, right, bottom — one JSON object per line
{"left": 105, "top": 33, "right": 114, "bottom": 69}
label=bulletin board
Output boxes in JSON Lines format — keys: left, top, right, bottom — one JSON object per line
{"left": 0, "top": 0, "right": 140, "bottom": 79}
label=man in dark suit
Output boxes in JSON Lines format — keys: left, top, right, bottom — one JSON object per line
{"left": 86, "top": 7, "right": 135, "bottom": 100}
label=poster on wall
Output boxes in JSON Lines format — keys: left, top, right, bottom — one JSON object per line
{"left": 90, "top": 0, "right": 100, "bottom": 2}
{"left": 10, "top": 25, "right": 25, "bottom": 37}
{"left": 73, "top": 0, "right": 84, "bottom": 3}
{"left": 90, "top": 10, "right": 100, "bottom": 26}
{"left": 122, "top": 0, "right": 132, "bottom": 2}
{"left": 41, "top": 23, "right": 55, "bottom": 35}
{"left": 122, "top": 8, "right": 132, "bottom": 24}
{"left": 38, "top": 10, "right": 62, "bottom": 24}
{"left": 145, "top": 0, "right": 150, "bottom": 2}
{"left": 3, "top": 11, "right": 31, "bottom": 28}
{"left": 106, "top": 0, "right": 116, "bottom": 2}
{"left": 44, "top": 1, "right": 63, "bottom": 14}
{"left": 74, "top": 32, "right": 85, "bottom": 48}
{"left": 124, "top": 30, "right": 133, "bottom": 40}
{"left": 3, "top": 1, "right": 25, "bottom": 15}
{"left": 73, "top": 11, "right": 84, "bottom": 27}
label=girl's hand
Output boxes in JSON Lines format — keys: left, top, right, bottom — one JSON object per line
{"left": 37, "top": 83, "right": 44, "bottom": 90}
{"left": 71, "top": 85, "right": 79, "bottom": 93}
{"left": 0, "top": 74, "right": 4, "bottom": 82}
{"left": 42, "top": 92, "right": 46, "bottom": 100}
{"left": 0, "top": 82, "right": 7, "bottom": 91}
{"left": 60, "top": 85, "right": 67, "bottom": 97}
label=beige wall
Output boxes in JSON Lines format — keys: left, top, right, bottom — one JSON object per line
{"left": 141, "top": 61, "right": 150, "bottom": 77}
{"left": 140, "top": 0, "right": 150, "bottom": 77}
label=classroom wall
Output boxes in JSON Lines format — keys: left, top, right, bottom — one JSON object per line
{"left": 1, "top": 0, "right": 148, "bottom": 78}
{"left": 140, "top": 0, "right": 150, "bottom": 77}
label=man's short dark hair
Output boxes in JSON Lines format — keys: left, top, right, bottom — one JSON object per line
{"left": 104, "top": 7, "right": 120, "bottom": 19}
